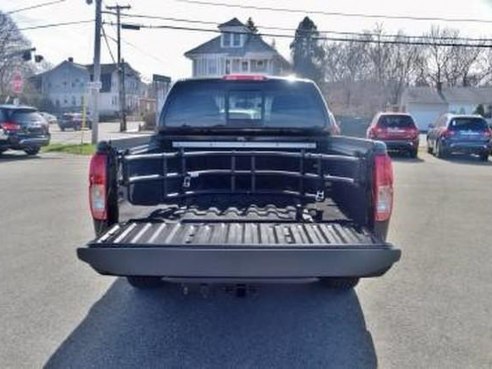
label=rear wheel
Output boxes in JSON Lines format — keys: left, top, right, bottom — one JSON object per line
{"left": 24, "top": 147, "right": 40, "bottom": 156}
{"left": 427, "top": 140, "right": 433, "bottom": 154}
{"left": 60, "top": 127, "right": 65, "bottom": 132}
{"left": 436, "top": 141, "right": 448, "bottom": 159}
{"left": 479, "top": 152, "right": 489, "bottom": 162}
{"left": 409, "top": 148, "right": 418, "bottom": 158}
{"left": 320, "top": 277, "right": 360, "bottom": 290}
{"left": 127, "top": 276, "right": 164, "bottom": 289}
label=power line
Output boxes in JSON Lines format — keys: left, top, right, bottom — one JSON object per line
{"left": 101, "top": 25, "right": 117, "bottom": 64}
{"left": 107, "top": 21, "right": 492, "bottom": 48}
{"left": 104, "top": 29, "right": 167, "bottom": 66}
{"left": 6, "top": 0, "right": 66, "bottom": 15}
{"left": 117, "top": 13, "right": 492, "bottom": 42}
{"left": 18, "top": 20, "right": 94, "bottom": 31}
{"left": 175, "top": 0, "right": 492, "bottom": 24}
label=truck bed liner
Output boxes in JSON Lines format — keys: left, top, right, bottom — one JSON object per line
{"left": 92, "top": 220, "right": 381, "bottom": 249}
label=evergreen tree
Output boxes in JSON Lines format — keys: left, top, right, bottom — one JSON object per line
{"left": 474, "top": 104, "right": 485, "bottom": 117}
{"left": 289, "top": 17, "right": 326, "bottom": 84}
{"left": 246, "top": 17, "right": 258, "bottom": 34}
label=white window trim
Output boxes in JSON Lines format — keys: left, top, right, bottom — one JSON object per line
{"left": 221, "top": 32, "right": 243, "bottom": 48}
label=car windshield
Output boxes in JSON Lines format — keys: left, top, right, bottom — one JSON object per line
{"left": 378, "top": 115, "right": 416, "bottom": 128}
{"left": 161, "top": 79, "right": 328, "bottom": 129}
{"left": 448, "top": 117, "right": 488, "bottom": 131}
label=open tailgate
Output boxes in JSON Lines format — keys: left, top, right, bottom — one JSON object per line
{"left": 78, "top": 220, "right": 401, "bottom": 278}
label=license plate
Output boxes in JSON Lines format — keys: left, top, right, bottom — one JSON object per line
{"left": 460, "top": 130, "right": 479, "bottom": 135}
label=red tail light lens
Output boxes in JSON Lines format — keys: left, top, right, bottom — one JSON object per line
{"left": 442, "top": 129, "right": 456, "bottom": 139}
{"left": 407, "top": 128, "right": 419, "bottom": 139}
{"left": 374, "top": 154, "right": 394, "bottom": 222}
{"left": 368, "top": 128, "right": 376, "bottom": 139}
{"left": 89, "top": 153, "right": 107, "bottom": 220}
{"left": 1, "top": 122, "right": 21, "bottom": 131}
{"left": 223, "top": 74, "right": 266, "bottom": 81}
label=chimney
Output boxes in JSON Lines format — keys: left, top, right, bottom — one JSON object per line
{"left": 68, "top": 57, "right": 74, "bottom": 63}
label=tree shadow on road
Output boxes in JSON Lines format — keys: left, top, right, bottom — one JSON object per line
{"left": 44, "top": 279, "right": 377, "bottom": 369}
{"left": 441, "top": 154, "right": 492, "bottom": 166}
{"left": 0, "top": 153, "right": 61, "bottom": 163}
{"left": 389, "top": 152, "right": 425, "bottom": 163}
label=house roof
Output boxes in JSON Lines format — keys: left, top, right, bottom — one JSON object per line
{"left": 85, "top": 62, "right": 139, "bottom": 77}
{"left": 402, "top": 87, "right": 492, "bottom": 105}
{"left": 32, "top": 60, "right": 139, "bottom": 80}
{"left": 185, "top": 34, "right": 281, "bottom": 57}
{"left": 218, "top": 18, "right": 245, "bottom": 28}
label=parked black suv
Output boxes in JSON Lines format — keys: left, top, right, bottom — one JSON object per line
{"left": 0, "top": 105, "right": 50, "bottom": 156}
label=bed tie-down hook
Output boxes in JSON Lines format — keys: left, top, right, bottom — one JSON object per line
{"left": 183, "top": 174, "right": 191, "bottom": 188}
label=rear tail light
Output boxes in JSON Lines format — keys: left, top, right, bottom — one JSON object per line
{"left": 442, "top": 129, "right": 456, "bottom": 139}
{"left": 89, "top": 153, "right": 107, "bottom": 220}
{"left": 374, "top": 154, "right": 394, "bottom": 222}
{"left": 369, "top": 127, "right": 388, "bottom": 139}
{"left": 223, "top": 74, "right": 266, "bottom": 81}
{"left": 408, "top": 128, "right": 419, "bottom": 139}
{"left": 483, "top": 129, "right": 491, "bottom": 138}
{"left": 1, "top": 122, "right": 21, "bottom": 131}
{"left": 368, "top": 128, "right": 376, "bottom": 139}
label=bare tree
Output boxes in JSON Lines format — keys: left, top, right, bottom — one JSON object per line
{"left": 0, "top": 11, "right": 33, "bottom": 98}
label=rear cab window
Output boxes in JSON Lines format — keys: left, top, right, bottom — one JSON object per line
{"left": 160, "top": 79, "right": 329, "bottom": 130}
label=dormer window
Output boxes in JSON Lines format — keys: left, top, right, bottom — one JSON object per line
{"left": 222, "top": 32, "right": 242, "bottom": 48}
{"left": 222, "top": 32, "right": 231, "bottom": 47}
{"left": 232, "top": 33, "right": 241, "bottom": 47}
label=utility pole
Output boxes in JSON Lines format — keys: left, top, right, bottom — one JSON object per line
{"left": 88, "top": 0, "right": 102, "bottom": 145}
{"left": 106, "top": 4, "right": 130, "bottom": 132}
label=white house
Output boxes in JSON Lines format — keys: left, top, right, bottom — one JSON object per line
{"left": 184, "top": 18, "right": 290, "bottom": 77}
{"left": 31, "top": 58, "right": 145, "bottom": 117}
{"left": 400, "top": 87, "right": 492, "bottom": 130}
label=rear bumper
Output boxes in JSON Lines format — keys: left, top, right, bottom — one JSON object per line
{"left": 18, "top": 137, "right": 50, "bottom": 147}
{"left": 381, "top": 139, "right": 419, "bottom": 151}
{"left": 77, "top": 245, "right": 401, "bottom": 279}
{"left": 0, "top": 134, "right": 50, "bottom": 149}
{"left": 442, "top": 141, "right": 491, "bottom": 153}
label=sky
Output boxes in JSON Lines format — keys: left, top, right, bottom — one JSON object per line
{"left": 2, "top": 0, "right": 492, "bottom": 81}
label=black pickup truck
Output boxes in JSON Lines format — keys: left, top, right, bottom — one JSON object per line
{"left": 78, "top": 75, "right": 401, "bottom": 290}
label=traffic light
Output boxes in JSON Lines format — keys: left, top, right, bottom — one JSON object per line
{"left": 22, "top": 51, "right": 32, "bottom": 61}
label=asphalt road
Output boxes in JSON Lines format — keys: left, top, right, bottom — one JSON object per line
{"left": 0, "top": 150, "right": 491, "bottom": 369}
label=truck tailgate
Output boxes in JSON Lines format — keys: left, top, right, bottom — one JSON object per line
{"left": 78, "top": 220, "right": 401, "bottom": 278}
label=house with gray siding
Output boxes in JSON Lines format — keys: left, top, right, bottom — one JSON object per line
{"left": 31, "top": 58, "right": 145, "bottom": 117}
{"left": 184, "top": 18, "right": 290, "bottom": 77}
{"left": 400, "top": 87, "right": 492, "bottom": 130}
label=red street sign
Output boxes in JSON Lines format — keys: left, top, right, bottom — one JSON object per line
{"left": 11, "top": 71, "right": 23, "bottom": 94}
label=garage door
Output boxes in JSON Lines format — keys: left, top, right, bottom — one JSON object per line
{"left": 407, "top": 104, "right": 447, "bottom": 131}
